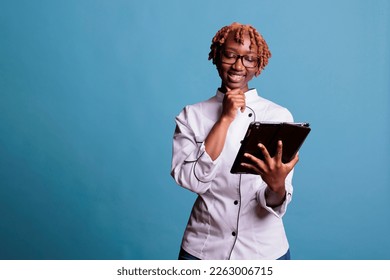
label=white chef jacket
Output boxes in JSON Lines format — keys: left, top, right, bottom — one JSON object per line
{"left": 171, "top": 88, "right": 295, "bottom": 260}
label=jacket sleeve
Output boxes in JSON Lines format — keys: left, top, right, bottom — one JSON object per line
{"left": 170, "top": 107, "right": 220, "bottom": 194}
{"left": 257, "top": 169, "right": 294, "bottom": 218}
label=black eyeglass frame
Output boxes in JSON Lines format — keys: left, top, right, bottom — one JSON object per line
{"left": 219, "top": 50, "right": 260, "bottom": 68}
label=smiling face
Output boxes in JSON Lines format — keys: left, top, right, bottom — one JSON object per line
{"left": 216, "top": 32, "right": 259, "bottom": 92}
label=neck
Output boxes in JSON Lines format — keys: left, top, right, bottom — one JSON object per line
{"left": 219, "top": 85, "right": 249, "bottom": 93}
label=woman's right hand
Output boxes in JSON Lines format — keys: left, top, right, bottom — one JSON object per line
{"left": 221, "top": 88, "right": 246, "bottom": 123}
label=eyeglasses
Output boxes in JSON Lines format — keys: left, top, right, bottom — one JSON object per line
{"left": 220, "top": 50, "right": 259, "bottom": 68}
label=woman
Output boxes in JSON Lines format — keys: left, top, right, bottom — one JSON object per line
{"left": 171, "top": 22, "right": 298, "bottom": 260}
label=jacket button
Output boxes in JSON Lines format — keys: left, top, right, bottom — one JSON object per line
{"left": 234, "top": 200, "right": 239, "bottom": 205}
{"left": 232, "top": 232, "right": 236, "bottom": 237}
{"left": 248, "top": 113, "right": 253, "bottom": 117}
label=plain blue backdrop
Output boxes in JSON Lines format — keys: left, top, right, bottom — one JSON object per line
{"left": 1, "top": 0, "right": 389, "bottom": 259}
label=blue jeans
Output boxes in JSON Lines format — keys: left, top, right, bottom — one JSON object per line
{"left": 178, "top": 248, "right": 291, "bottom": 260}
{"left": 277, "top": 249, "right": 291, "bottom": 260}
{"left": 178, "top": 248, "right": 201, "bottom": 260}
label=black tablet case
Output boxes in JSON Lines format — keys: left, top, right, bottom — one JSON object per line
{"left": 230, "top": 122, "right": 311, "bottom": 174}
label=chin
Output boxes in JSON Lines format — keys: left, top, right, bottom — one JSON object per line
{"left": 227, "top": 83, "right": 247, "bottom": 90}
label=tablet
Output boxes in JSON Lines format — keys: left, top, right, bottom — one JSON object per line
{"left": 230, "top": 122, "right": 311, "bottom": 174}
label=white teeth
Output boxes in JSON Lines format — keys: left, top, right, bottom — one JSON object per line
{"left": 229, "top": 74, "right": 244, "bottom": 82}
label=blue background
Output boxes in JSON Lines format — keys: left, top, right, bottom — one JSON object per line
{"left": 1, "top": 0, "right": 389, "bottom": 260}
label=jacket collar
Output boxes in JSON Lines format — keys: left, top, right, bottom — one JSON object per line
{"left": 216, "top": 88, "right": 259, "bottom": 103}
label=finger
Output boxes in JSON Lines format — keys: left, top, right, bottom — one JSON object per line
{"left": 237, "top": 98, "right": 246, "bottom": 112}
{"left": 225, "top": 94, "right": 246, "bottom": 112}
{"left": 275, "top": 140, "right": 283, "bottom": 162}
{"left": 240, "top": 100, "right": 246, "bottom": 113}
{"left": 226, "top": 88, "right": 244, "bottom": 96}
{"left": 224, "top": 90, "right": 246, "bottom": 112}
{"left": 230, "top": 90, "right": 245, "bottom": 112}
{"left": 258, "top": 143, "right": 271, "bottom": 162}
{"left": 286, "top": 152, "right": 299, "bottom": 169}
{"left": 244, "top": 153, "right": 266, "bottom": 171}
{"left": 225, "top": 92, "right": 244, "bottom": 100}
{"left": 244, "top": 152, "right": 261, "bottom": 164}
{"left": 240, "top": 162, "right": 263, "bottom": 175}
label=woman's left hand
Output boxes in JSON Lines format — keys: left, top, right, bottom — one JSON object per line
{"left": 241, "top": 140, "right": 299, "bottom": 195}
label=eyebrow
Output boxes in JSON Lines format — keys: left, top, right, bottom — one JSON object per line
{"left": 223, "top": 47, "right": 257, "bottom": 55}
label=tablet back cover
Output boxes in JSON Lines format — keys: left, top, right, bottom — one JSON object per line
{"left": 230, "top": 122, "right": 311, "bottom": 174}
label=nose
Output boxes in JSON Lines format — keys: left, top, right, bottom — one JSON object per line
{"left": 232, "top": 56, "right": 245, "bottom": 70}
